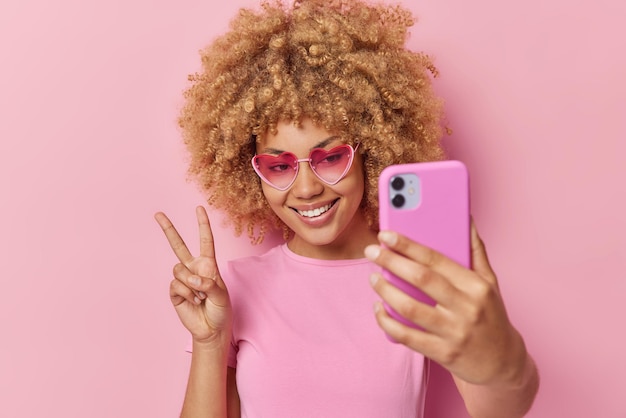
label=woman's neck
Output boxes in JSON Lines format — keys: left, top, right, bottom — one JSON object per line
{"left": 286, "top": 215, "right": 378, "bottom": 260}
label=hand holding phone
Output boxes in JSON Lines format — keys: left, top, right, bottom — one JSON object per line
{"left": 373, "top": 163, "right": 537, "bottom": 397}
{"left": 378, "top": 160, "right": 470, "bottom": 330}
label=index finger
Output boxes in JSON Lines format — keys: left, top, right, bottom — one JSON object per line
{"left": 376, "top": 230, "right": 470, "bottom": 289}
{"left": 196, "top": 206, "right": 216, "bottom": 259}
{"left": 154, "top": 211, "right": 194, "bottom": 265}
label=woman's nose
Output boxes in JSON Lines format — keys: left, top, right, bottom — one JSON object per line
{"left": 290, "top": 162, "right": 324, "bottom": 198}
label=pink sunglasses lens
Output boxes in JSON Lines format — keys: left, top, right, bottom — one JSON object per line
{"left": 309, "top": 146, "right": 353, "bottom": 184}
{"left": 253, "top": 153, "right": 298, "bottom": 190}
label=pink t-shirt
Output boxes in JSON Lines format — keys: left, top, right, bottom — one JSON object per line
{"left": 222, "top": 244, "right": 427, "bottom": 418}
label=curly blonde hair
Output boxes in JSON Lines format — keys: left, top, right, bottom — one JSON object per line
{"left": 179, "top": 0, "right": 445, "bottom": 244}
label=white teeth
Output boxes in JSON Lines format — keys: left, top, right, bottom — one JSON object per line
{"left": 297, "top": 203, "right": 333, "bottom": 218}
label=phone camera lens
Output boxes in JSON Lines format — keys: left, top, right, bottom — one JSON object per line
{"left": 391, "top": 177, "right": 405, "bottom": 191}
{"left": 392, "top": 194, "right": 405, "bottom": 208}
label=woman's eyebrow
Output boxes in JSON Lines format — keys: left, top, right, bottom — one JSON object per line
{"left": 260, "top": 136, "right": 339, "bottom": 155}
{"left": 312, "top": 136, "right": 339, "bottom": 150}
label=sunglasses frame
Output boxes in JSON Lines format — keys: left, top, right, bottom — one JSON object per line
{"left": 251, "top": 143, "right": 360, "bottom": 191}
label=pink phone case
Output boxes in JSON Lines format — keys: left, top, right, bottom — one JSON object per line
{"left": 378, "top": 160, "right": 470, "bottom": 331}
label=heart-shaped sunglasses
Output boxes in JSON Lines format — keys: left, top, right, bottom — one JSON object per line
{"left": 251, "top": 143, "right": 360, "bottom": 191}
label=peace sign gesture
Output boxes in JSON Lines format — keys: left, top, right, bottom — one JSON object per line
{"left": 155, "top": 206, "right": 232, "bottom": 344}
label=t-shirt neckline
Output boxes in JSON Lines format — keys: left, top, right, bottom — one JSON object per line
{"left": 280, "top": 243, "right": 373, "bottom": 267}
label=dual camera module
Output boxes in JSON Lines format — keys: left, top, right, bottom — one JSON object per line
{"left": 389, "top": 174, "right": 421, "bottom": 209}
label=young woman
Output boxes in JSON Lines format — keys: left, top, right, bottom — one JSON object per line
{"left": 155, "top": 1, "right": 539, "bottom": 416}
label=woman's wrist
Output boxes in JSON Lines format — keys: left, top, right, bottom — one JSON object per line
{"left": 506, "top": 350, "right": 539, "bottom": 392}
{"left": 192, "top": 330, "right": 232, "bottom": 353}
{"left": 498, "top": 331, "right": 537, "bottom": 391}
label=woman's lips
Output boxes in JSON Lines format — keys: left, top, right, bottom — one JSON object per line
{"left": 291, "top": 199, "right": 339, "bottom": 225}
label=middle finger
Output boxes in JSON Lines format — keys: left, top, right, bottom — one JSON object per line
{"left": 366, "top": 245, "right": 464, "bottom": 309}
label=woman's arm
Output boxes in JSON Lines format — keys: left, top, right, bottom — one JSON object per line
{"left": 451, "top": 228, "right": 539, "bottom": 417}
{"left": 155, "top": 207, "right": 238, "bottom": 417}
{"left": 227, "top": 367, "right": 241, "bottom": 418}
{"left": 180, "top": 337, "right": 238, "bottom": 418}
{"left": 366, "top": 224, "right": 539, "bottom": 417}
{"left": 453, "top": 350, "right": 538, "bottom": 418}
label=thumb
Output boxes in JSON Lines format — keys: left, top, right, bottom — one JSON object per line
{"left": 196, "top": 261, "right": 218, "bottom": 280}
{"left": 471, "top": 220, "right": 498, "bottom": 287}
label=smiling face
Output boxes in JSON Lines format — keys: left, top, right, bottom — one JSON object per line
{"left": 256, "top": 118, "right": 378, "bottom": 259}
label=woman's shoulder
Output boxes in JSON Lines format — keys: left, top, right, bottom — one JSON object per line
{"left": 226, "top": 244, "right": 285, "bottom": 269}
{"left": 221, "top": 244, "right": 286, "bottom": 285}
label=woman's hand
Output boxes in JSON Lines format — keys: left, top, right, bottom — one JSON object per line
{"left": 366, "top": 222, "right": 529, "bottom": 387}
{"left": 155, "top": 206, "right": 232, "bottom": 345}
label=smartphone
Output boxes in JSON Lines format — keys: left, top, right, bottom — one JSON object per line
{"left": 378, "top": 160, "right": 470, "bottom": 330}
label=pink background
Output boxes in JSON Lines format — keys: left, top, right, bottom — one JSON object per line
{"left": 1, "top": 0, "right": 624, "bottom": 416}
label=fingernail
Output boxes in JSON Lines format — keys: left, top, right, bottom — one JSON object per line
{"left": 373, "top": 301, "right": 382, "bottom": 313}
{"left": 194, "top": 296, "right": 201, "bottom": 304}
{"left": 364, "top": 245, "right": 381, "bottom": 260}
{"left": 188, "top": 276, "right": 201, "bottom": 287}
{"left": 379, "top": 231, "right": 397, "bottom": 246}
{"left": 198, "top": 292, "right": 207, "bottom": 299}
{"left": 369, "top": 273, "right": 379, "bottom": 286}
